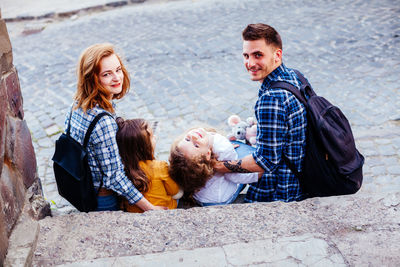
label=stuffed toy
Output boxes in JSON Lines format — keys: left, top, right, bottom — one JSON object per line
{"left": 227, "top": 115, "right": 257, "bottom": 146}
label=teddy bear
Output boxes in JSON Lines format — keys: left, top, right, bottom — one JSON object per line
{"left": 227, "top": 115, "right": 257, "bottom": 146}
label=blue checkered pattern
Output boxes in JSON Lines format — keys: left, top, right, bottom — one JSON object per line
{"left": 65, "top": 104, "right": 143, "bottom": 204}
{"left": 245, "top": 63, "right": 307, "bottom": 203}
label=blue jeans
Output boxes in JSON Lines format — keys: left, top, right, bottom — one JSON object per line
{"left": 96, "top": 194, "right": 118, "bottom": 211}
{"left": 231, "top": 141, "right": 256, "bottom": 159}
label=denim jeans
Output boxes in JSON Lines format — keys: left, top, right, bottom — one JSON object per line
{"left": 96, "top": 194, "right": 118, "bottom": 211}
{"left": 230, "top": 140, "right": 256, "bottom": 159}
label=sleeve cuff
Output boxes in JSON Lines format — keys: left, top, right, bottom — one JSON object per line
{"left": 127, "top": 191, "right": 144, "bottom": 205}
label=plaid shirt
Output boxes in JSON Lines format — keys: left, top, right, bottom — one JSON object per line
{"left": 245, "top": 63, "right": 307, "bottom": 203}
{"left": 65, "top": 104, "right": 143, "bottom": 204}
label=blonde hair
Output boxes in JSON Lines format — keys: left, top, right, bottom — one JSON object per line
{"left": 74, "top": 43, "right": 130, "bottom": 113}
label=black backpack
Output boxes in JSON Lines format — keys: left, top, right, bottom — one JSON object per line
{"left": 52, "top": 111, "right": 112, "bottom": 212}
{"left": 271, "top": 70, "right": 364, "bottom": 197}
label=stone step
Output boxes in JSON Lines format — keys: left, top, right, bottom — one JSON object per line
{"left": 27, "top": 193, "right": 400, "bottom": 266}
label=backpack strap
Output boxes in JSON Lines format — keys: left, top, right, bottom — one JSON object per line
{"left": 271, "top": 70, "right": 317, "bottom": 104}
{"left": 268, "top": 82, "right": 304, "bottom": 177}
{"left": 83, "top": 112, "right": 113, "bottom": 148}
{"left": 293, "top": 69, "right": 316, "bottom": 98}
{"left": 269, "top": 70, "right": 310, "bottom": 179}
{"left": 82, "top": 112, "right": 113, "bottom": 192}
{"left": 292, "top": 70, "right": 307, "bottom": 86}
{"left": 270, "top": 81, "right": 307, "bottom": 105}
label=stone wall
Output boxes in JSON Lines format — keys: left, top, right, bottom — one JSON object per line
{"left": 0, "top": 10, "right": 49, "bottom": 265}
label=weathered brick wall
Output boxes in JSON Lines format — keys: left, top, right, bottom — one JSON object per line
{"left": 0, "top": 10, "right": 43, "bottom": 265}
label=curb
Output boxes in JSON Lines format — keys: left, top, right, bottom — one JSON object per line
{"left": 4, "top": 197, "right": 41, "bottom": 267}
{"left": 57, "top": 234, "right": 346, "bottom": 266}
{"left": 3, "top": 0, "right": 146, "bottom": 22}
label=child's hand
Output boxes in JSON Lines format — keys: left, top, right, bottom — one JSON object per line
{"left": 232, "top": 144, "right": 240, "bottom": 149}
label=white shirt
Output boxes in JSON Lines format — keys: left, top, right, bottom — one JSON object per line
{"left": 193, "top": 133, "right": 258, "bottom": 204}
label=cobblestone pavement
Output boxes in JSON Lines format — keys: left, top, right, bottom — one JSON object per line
{"left": 6, "top": 0, "right": 400, "bottom": 213}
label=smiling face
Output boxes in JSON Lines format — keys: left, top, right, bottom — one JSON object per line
{"left": 98, "top": 54, "right": 124, "bottom": 99}
{"left": 242, "top": 39, "right": 282, "bottom": 82}
{"left": 177, "top": 128, "right": 212, "bottom": 160}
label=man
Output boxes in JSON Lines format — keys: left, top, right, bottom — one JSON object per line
{"left": 215, "top": 23, "right": 308, "bottom": 202}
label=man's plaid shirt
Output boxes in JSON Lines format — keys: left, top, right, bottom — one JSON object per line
{"left": 65, "top": 104, "right": 143, "bottom": 204}
{"left": 245, "top": 63, "right": 307, "bottom": 203}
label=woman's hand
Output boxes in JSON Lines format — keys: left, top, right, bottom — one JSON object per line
{"left": 150, "top": 205, "right": 168, "bottom": 211}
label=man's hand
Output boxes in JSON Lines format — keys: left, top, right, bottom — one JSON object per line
{"left": 214, "top": 160, "right": 230, "bottom": 173}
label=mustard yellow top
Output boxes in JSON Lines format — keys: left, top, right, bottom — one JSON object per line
{"left": 120, "top": 160, "right": 180, "bottom": 213}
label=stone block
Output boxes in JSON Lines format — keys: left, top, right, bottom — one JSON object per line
{"left": 3, "top": 217, "right": 39, "bottom": 267}
{"left": 0, "top": 20, "right": 11, "bottom": 52}
{"left": 5, "top": 70, "right": 24, "bottom": 119}
{"left": 5, "top": 116, "right": 37, "bottom": 188}
{"left": 0, "top": 206, "right": 8, "bottom": 266}
{"left": 4, "top": 192, "right": 41, "bottom": 267}
{"left": 27, "top": 179, "right": 51, "bottom": 220}
{"left": 0, "top": 163, "right": 25, "bottom": 236}
{"left": 0, "top": 79, "right": 6, "bottom": 177}
{"left": 0, "top": 19, "right": 13, "bottom": 74}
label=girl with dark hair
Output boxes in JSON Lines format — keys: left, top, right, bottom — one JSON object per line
{"left": 116, "top": 118, "right": 182, "bottom": 212}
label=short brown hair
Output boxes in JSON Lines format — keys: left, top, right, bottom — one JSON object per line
{"left": 75, "top": 43, "right": 130, "bottom": 113}
{"left": 242, "top": 23, "right": 282, "bottom": 50}
{"left": 168, "top": 138, "right": 215, "bottom": 201}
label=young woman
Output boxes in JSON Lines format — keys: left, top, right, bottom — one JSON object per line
{"left": 66, "top": 43, "right": 165, "bottom": 211}
{"left": 169, "top": 127, "right": 261, "bottom": 206}
{"left": 116, "top": 118, "right": 182, "bottom": 212}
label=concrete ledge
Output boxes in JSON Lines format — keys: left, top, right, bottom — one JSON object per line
{"left": 3, "top": 180, "right": 49, "bottom": 267}
{"left": 32, "top": 193, "right": 400, "bottom": 266}
{"left": 4, "top": 213, "right": 39, "bottom": 267}
{"left": 60, "top": 233, "right": 347, "bottom": 267}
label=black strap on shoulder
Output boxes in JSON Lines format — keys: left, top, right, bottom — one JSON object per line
{"left": 270, "top": 69, "right": 316, "bottom": 105}
{"left": 269, "top": 70, "right": 310, "bottom": 179}
{"left": 270, "top": 81, "right": 307, "bottom": 105}
{"left": 83, "top": 112, "right": 113, "bottom": 148}
{"left": 293, "top": 69, "right": 307, "bottom": 85}
{"left": 82, "top": 112, "right": 113, "bottom": 193}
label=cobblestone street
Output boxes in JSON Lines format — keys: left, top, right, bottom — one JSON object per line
{"left": 7, "top": 0, "right": 400, "bottom": 213}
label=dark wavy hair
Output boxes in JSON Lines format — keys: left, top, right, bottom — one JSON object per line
{"left": 242, "top": 23, "right": 282, "bottom": 50}
{"left": 116, "top": 117, "right": 154, "bottom": 192}
{"left": 168, "top": 136, "right": 216, "bottom": 202}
